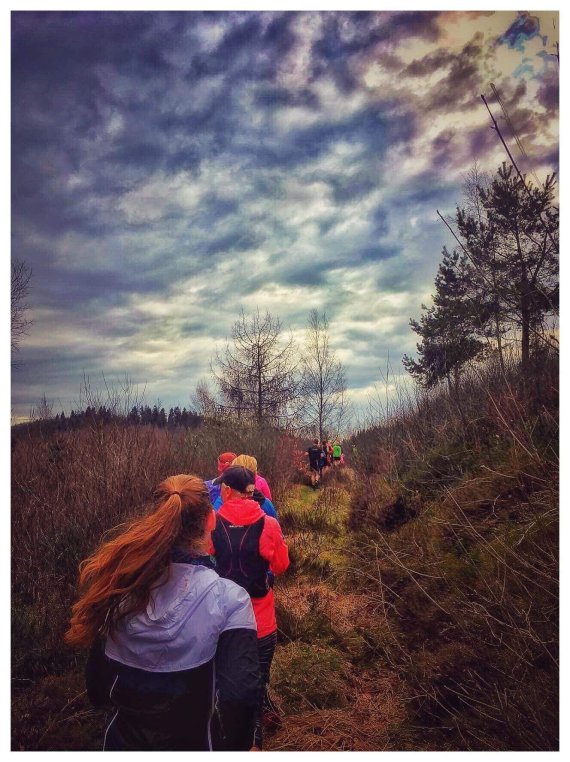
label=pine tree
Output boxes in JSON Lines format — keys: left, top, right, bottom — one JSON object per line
{"left": 403, "top": 248, "right": 486, "bottom": 390}
{"left": 456, "top": 163, "right": 558, "bottom": 372}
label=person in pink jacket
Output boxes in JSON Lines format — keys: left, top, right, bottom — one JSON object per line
{"left": 211, "top": 466, "right": 288, "bottom": 750}
{"left": 231, "top": 454, "right": 272, "bottom": 501}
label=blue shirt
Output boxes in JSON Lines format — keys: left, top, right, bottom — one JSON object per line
{"left": 212, "top": 494, "right": 278, "bottom": 519}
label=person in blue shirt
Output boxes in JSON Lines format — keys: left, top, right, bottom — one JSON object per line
{"left": 212, "top": 483, "right": 278, "bottom": 519}
{"left": 205, "top": 451, "right": 237, "bottom": 504}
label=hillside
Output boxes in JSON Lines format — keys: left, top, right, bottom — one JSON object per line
{"left": 11, "top": 354, "right": 558, "bottom": 750}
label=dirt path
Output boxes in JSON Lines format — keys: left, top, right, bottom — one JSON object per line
{"left": 265, "top": 472, "right": 407, "bottom": 751}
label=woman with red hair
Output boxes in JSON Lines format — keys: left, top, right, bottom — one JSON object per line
{"left": 65, "top": 474, "right": 260, "bottom": 751}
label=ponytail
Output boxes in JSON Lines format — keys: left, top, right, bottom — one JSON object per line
{"left": 65, "top": 474, "right": 212, "bottom": 648}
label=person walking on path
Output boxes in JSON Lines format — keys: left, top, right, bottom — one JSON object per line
{"left": 319, "top": 441, "right": 328, "bottom": 474}
{"left": 211, "top": 484, "right": 278, "bottom": 519}
{"left": 65, "top": 474, "right": 260, "bottom": 751}
{"left": 205, "top": 451, "right": 237, "bottom": 504}
{"left": 306, "top": 439, "right": 323, "bottom": 489}
{"left": 332, "top": 441, "right": 342, "bottom": 467}
{"left": 324, "top": 440, "right": 334, "bottom": 468}
{"left": 232, "top": 454, "right": 273, "bottom": 501}
{"left": 211, "top": 466, "right": 289, "bottom": 750}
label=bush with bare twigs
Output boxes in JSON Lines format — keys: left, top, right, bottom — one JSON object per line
{"left": 347, "top": 347, "right": 558, "bottom": 750}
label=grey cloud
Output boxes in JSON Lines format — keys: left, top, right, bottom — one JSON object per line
{"left": 276, "top": 262, "right": 329, "bottom": 287}
{"left": 202, "top": 229, "right": 265, "bottom": 257}
{"left": 426, "top": 37, "right": 484, "bottom": 112}
{"left": 253, "top": 85, "right": 320, "bottom": 109}
{"left": 241, "top": 103, "right": 417, "bottom": 170}
{"left": 404, "top": 48, "right": 455, "bottom": 77}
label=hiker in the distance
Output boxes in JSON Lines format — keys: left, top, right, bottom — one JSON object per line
{"left": 211, "top": 466, "right": 289, "bottom": 751}
{"left": 205, "top": 451, "right": 237, "bottom": 504}
{"left": 319, "top": 441, "right": 328, "bottom": 474}
{"left": 332, "top": 441, "right": 343, "bottom": 467}
{"left": 324, "top": 440, "right": 334, "bottom": 468}
{"left": 306, "top": 439, "right": 323, "bottom": 489}
{"left": 65, "top": 474, "right": 260, "bottom": 751}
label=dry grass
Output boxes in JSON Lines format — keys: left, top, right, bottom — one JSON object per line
{"left": 268, "top": 669, "right": 406, "bottom": 751}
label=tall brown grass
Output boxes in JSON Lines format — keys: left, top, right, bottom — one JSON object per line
{"left": 348, "top": 347, "right": 558, "bottom": 750}
{"left": 11, "top": 416, "right": 298, "bottom": 681}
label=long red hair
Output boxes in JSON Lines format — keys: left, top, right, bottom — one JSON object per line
{"left": 65, "top": 474, "right": 212, "bottom": 648}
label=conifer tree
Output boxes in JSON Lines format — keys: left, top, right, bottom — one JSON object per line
{"left": 456, "top": 163, "right": 559, "bottom": 371}
{"left": 213, "top": 309, "right": 298, "bottom": 425}
{"left": 403, "top": 247, "right": 485, "bottom": 391}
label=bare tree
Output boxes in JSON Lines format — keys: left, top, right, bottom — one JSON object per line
{"left": 191, "top": 378, "right": 221, "bottom": 418}
{"left": 32, "top": 393, "right": 53, "bottom": 421}
{"left": 11, "top": 259, "right": 32, "bottom": 365}
{"left": 299, "top": 310, "right": 347, "bottom": 441}
{"left": 212, "top": 309, "right": 298, "bottom": 425}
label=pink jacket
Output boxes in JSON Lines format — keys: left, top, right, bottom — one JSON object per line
{"left": 255, "top": 474, "right": 272, "bottom": 501}
{"left": 213, "top": 496, "right": 288, "bottom": 637}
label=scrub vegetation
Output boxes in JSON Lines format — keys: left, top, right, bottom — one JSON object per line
{"left": 11, "top": 342, "right": 558, "bottom": 749}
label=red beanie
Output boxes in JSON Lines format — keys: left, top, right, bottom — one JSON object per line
{"left": 217, "top": 451, "right": 237, "bottom": 474}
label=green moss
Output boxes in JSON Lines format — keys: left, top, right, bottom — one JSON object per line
{"left": 272, "top": 642, "right": 350, "bottom": 712}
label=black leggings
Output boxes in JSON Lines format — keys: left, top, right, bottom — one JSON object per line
{"left": 253, "top": 631, "right": 278, "bottom": 748}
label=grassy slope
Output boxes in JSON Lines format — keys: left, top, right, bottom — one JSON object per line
{"left": 266, "top": 469, "right": 408, "bottom": 751}
{"left": 265, "top": 433, "right": 558, "bottom": 751}
{"left": 346, "top": 443, "right": 559, "bottom": 750}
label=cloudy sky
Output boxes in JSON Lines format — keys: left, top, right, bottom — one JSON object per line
{"left": 10, "top": 9, "right": 559, "bottom": 422}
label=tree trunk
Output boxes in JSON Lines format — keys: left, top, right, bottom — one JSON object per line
{"left": 520, "top": 271, "right": 531, "bottom": 377}
{"left": 452, "top": 366, "right": 468, "bottom": 434}
{"left": 495, "top": 314, "right": 506, "bottom": 377}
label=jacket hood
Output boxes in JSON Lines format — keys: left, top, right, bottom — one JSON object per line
{"left": 105, "top": 559, "right": 242, "bottom": 671}
{"left": 216, "top": 496, "right": 265, "bottom": 525}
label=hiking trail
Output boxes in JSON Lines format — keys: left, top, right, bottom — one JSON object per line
{"left": 266, "top": 469, "right": 407, "bottom": 751}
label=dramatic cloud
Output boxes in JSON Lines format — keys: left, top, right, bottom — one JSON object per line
{"left": 11, "top": 11, "right": 559, "bottom": 422}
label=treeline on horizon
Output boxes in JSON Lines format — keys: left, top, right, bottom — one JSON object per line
{"left": 13, "top": 404, "right": 203, "bottom": 436}
{"left": 13, "top": 307, "right": 349, "bottom": 445}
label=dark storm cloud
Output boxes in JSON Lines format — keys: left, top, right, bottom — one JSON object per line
{"left": 425, "top": 35, "right": 485, "bottom": 112}
{"left": 187, "top": 11, "right": 296, "bottom": 82}
{"left": 276, "top": 263, "right": 328, "bottom": 288}
{"left": 431, "top": 129, "right": 457, "bottom": 170}
{"left": 203, "top": 229, "right": 265, "bottom": 257}
{"left": 14, "top": 243, "right": 169, "bottom": 314}
{"left": 537, "top": 72, "right": 559, "bottom": 113}
{"left": 329, "top": 175, "right": 378, "bottom": 205}
{"left": 375, "top": 267, "right": 415, "bottom": 294}
{"left": 468, "top": 123, "right": 500, "bottom": 160}
{"left": 309, "top": 11, "right": 441, "bottom": 93}
{"left": 253, "top": 85, "right": 319, "bottom": 109}
{"left": 348, "top": 244, "right": 400, "bottom": 264}
{"left": 390, "top": 172, "right": 456, "bottom": 209}
{"left": 12, "top": 345, "right": 106, "bottom": 394}
{"left": 404, "top": 48, "right": 455, "bottom": 77}
{"left": 105, "top": 138, "right": 166, "bottom": 170}
{"left": 246, "top": 103, "right": 416, "bottom": 170}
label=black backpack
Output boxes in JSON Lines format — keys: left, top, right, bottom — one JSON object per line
{"left": 212, "top": 516, "right": 270, "bottom": 599}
